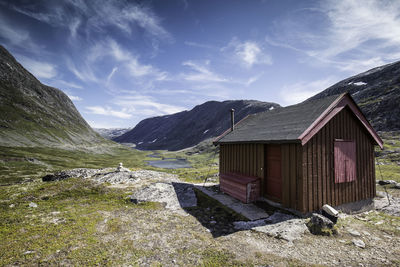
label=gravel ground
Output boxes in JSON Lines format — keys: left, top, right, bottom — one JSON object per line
{"left": 42, "top": 167, "right": 400, "bottom": 266}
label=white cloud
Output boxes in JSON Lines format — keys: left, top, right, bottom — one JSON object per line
{"left": 126, "top": 59, "right": 153, "bottom": 77}
{"left": 16, "top": 56, "right": 57, "bottom": 79}
{"left": 86, "top": 39, "right": 168, "bottom": 82}
{"left": 68, "top": 18, "right": 81, "bottom": 39}
{"left": 66, "top": 57, "right": 99, "bottom": 83}
{"left": 244, "top": 73, "right": 264, "bottom": 87}
{"left": 121, "top": 4, "right": 172, "bottom": 41}
{"left": 66, "top": 94, "right": 82, "bottom": 101}
{"left": 85, "top": 106, "right": 132, "bottom": 119}
{"left": 113, "top": 95, "right": 185, "bottom": 116}
{"left": 108, "top": 39, "right": 168, "bottom": 80}
{"left": 222, "top": 38, "right": 272, "bottom": 68}
{"left": 53, "top": 80, "right": 83, "bottom": 89}
{"left": 11, "top": 0, "right": 172, "bottom": 41}
{"left": 333, "top": 57, "right": 387, "bottom": 73}
{"left": 273, "top": 0, "right": 400, "bottom": 72}
{"left": 85, "top": 94, "right": 185, "bottom": 121}
{"left": 107, "top": 67, "right": 118, "bottom": 84}
{"left": 0, "top": 12, "right": 40, "bottom": 51}
{"left": 280, "top": 77, "right": 337, "bottom": 105}
{"left": 184, "top": 41, "right": 215, "bottom": 49}
{"left": 181, "top": 60, "right": 227, "bottom": 83}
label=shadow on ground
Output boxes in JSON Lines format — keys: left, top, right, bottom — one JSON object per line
{"left": 172, "top": 183, "right": 291, "bottom": 238}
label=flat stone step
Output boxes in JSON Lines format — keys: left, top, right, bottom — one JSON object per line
{"left": 194, "top": 184, "right": 269, "bottom": 221}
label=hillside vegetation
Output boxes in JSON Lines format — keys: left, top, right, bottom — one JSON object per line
{"left": 0, "top": 45, "right": 107, "bottom": 147}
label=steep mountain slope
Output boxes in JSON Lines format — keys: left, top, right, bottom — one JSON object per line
{"left": 114, "top": 100, "right": 280, "bottom": 150}
{"left": 0, "top": 45, "right": 107, "bottom": 147}
{"left": 309, "top": 61, "right": 400, "bottom": 131}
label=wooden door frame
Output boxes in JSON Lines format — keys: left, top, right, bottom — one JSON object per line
{"left": 264, "top": 144, "right": 283, "bottom": 203}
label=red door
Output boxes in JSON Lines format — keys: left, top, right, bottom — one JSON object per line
{"left": 265, "top": 144, "right": 282, "bottom": 202}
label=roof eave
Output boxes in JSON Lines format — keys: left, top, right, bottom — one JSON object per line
{"left": 298, "top": 92, "right": 383, "bottom": 149}
{"left": 216, "top": 139, "right": 301, "bottom": 145}
{"left": 213, "top": 114, "right": 252, "bottom": 145}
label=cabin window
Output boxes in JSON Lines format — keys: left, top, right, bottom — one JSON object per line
{"left": 334, "top": 140, "right": 356, "bottom": 183}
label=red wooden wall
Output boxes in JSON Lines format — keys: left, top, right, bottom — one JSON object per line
{"left": 299, "top": 107, "right": 376, "bottom": 212}
{"left": 218, "top": 107, "right": 377, "bottom": 213}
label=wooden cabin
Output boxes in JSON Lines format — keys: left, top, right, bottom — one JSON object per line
{"left": 214, "top": 93, "right": 383, "bottom": 213}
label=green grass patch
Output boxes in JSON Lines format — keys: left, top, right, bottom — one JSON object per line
{"left": 375, "top": 131, "right": 400, "bottom": 186}
{"left": 0, "top": 146, "right": 149, "bottom": 185}
{"left": 0, "top": 178, "right": 158, "bottom": 266}
{"left": 200, "top": 248, "right": 245, "bottom": 267}
{"left": 376, "top": 164, "right": 400, "bottom": 182}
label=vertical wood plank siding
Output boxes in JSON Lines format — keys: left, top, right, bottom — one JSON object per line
{"left": 300, "top": 107, "right": 376, "bottom": 212}
{"left": 219, "top": 107, "right": 376, "bottom": 213}
{"left": 281, "top": 143, "right": 302, "bottom": 210}
{"left": 219, "top": 144, "right": 265, "bottom": 193}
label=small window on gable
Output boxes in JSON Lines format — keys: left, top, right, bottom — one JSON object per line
{"left": 334, "top": 140, "right": 356, "bottom": 183}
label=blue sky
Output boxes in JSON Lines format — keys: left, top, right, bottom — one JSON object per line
{"left": 1, "top": 0, "right": 400, "bottom": 128}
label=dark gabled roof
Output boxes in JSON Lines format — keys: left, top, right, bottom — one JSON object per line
{"left": 215, "top": 94, "right": 339, "bottom": 143}
{"left": 214, "top": 93, "right": 383, "bottom": 148}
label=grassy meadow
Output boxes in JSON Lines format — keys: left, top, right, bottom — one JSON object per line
{"left": 375, "top": 131, "right": 400, "bottom": 196}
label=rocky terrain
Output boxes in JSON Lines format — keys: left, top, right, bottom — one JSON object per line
{"left": 309, "top": 60, "right": 400, "bottom": 131}
{"left": 42, "top": 164, "right": 179, "bottom": 186}
{"left": 0, "top": 45, "right": 108, "bottom": 147}
{"left": 33, "top": 166, "right": 400, "bottom": 266}
{"left": 114, "top": 100, "right": 280, "bottom": 151}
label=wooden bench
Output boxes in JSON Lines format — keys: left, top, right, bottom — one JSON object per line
{"left": 220, "top": 172, "right": 261, "bottom": 203}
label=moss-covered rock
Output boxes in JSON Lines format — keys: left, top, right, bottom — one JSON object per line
{"left": 306, "top": 213, "right": 338, "bottom": 236}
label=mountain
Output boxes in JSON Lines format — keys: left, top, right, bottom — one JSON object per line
{"left": 114, "top": 100, "right": 280, "bottom": 151}
{"left": 0, "top": 45, "right": 107, "bottom": 147}
{"left": 309, "top": 61, "right": 400, "bottom": 131}
{"left": 115, "top": 60, "right": 400, "bottom": 151}
{"left": 94, "top": 128, "right": 130, "bottom": 139}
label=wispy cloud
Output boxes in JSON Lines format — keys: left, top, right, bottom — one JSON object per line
{"left": 68, "top": 17, "right": 81, "bottom": 39}
{"left": 86, "top": 94, "right": 185, "bottom": 121}
{"left": 112, "top": 95, "right": 185, "bottom": 116}
{"left": 244, "top": 73, "right": 264, "bottom": 87}
{"left": 0, "top": 12, "right": 40, "bottom": 50}
{"left": 86, "top": 39, "right": 168, "bottom": 82}
{"left": 10, "top": 0, "right": 172, "bottom": 42}
{"left": 181, "top": 60, "right": 227, "bottom": 83}
{"left": 66, "top": 94, "right": 82, "bottom": 101}
{"left": 85, "top": 106, "right": 132, "bottom": 119}
{"left": 66, "top": 58, "right": 99, "bottom": 83}
{"left": 272, "top": 0, "right": 400, "bottom": 72}
{"left": 184, "top": 41, "right": 215, "bottom": 49}
{"left": 222, "top": 37, "right": 272, "bottom": 68}
{"left": 279, "top": 77, "right": 337, "bottom": 105}
{"left": 16, "top": 56, "right": 57, "bottom": 79}
{"left": 52, "top": 80, "right": 84, "bottom": 89}
{"left": 108, "top": 39, "right": 166, "bottom": 79}
{"left": 106, "top": 67, "right": 118, "bottom": 84}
